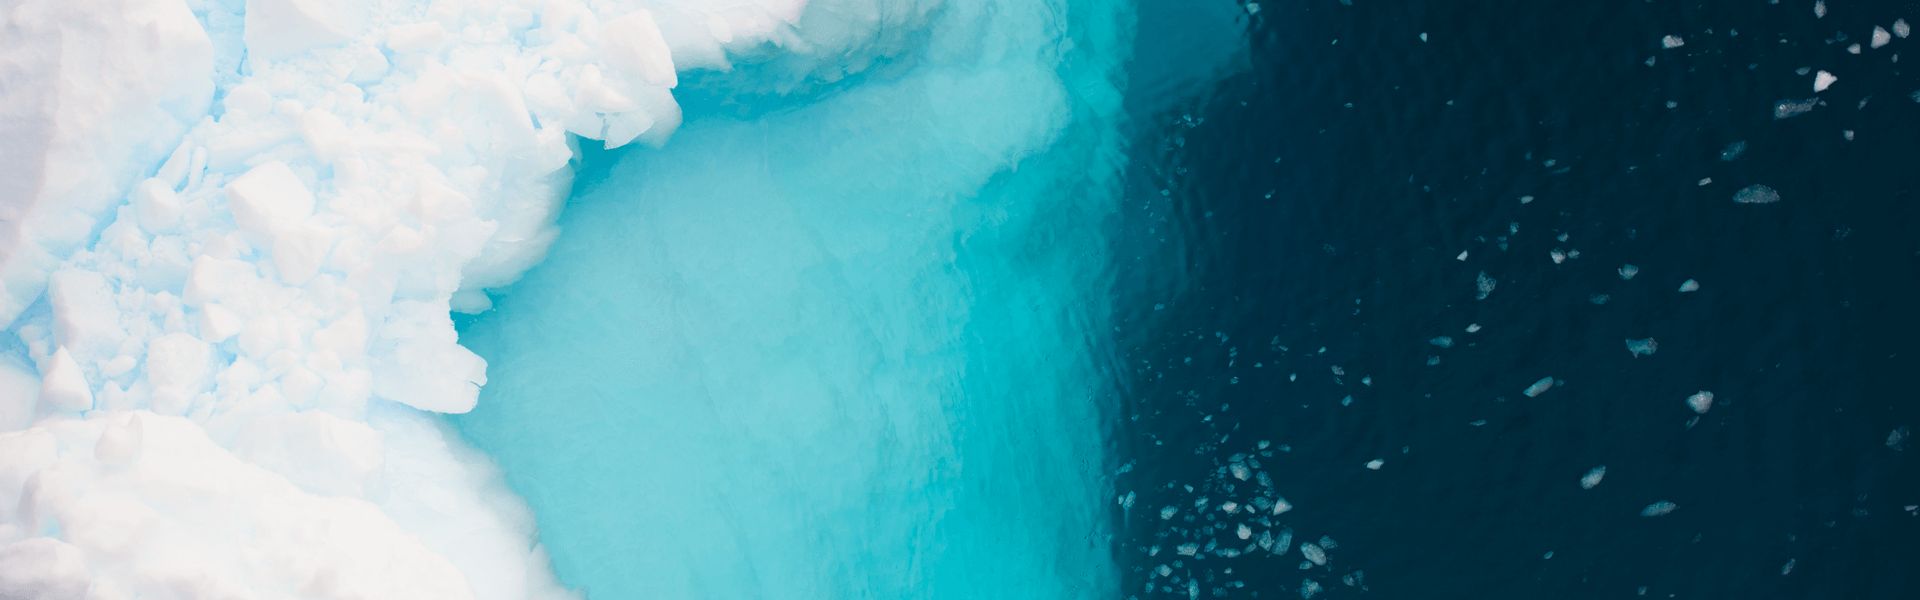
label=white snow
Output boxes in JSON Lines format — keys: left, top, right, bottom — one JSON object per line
{"left": 0, "top": 0, "right": 973, "bottom": 597}
{"left": 1688, "top": 391, "right": 1715, "bottom": 414}
{"left": 1815, "top": 70, "right": 1838, "bottom": 92}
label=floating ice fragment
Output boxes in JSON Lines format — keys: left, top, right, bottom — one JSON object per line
{"left": 1430, "top": 336, "right": 1455, "bottom": 348}
{"left": 1457, "top": 250, "right": 1469, "bottom": 261}
{"left": 1340, "top": 395, "right": 1353, "bottom": 406}
{"left": 1627, "top": 338, "right": 1658, "bottom": 356}
{"left": 1815, "top": 70, "right": 1838, "bottom": 92}
{"left": 1544, "top": 551, "right": 1555, "bottom": 559}
{"left": 1361, "top": 376, "right": 1372, "bottom": 386}
{"left": 1427, "top": 356, "right": 1442, "bottom": 366}
{"left": 1301, "top": 543, "right": 1328, "bottom": 565}
{"left": 1814, "top": 1, "right": 1825, "bottom": 18}
{"left": 1687, "top": 391, "right": 1715, "bottom": 414}
{"left": 1238, "top": 524, "right": 1254, "bottom": 540}
{"left": 1524, "top": 376, "right": 1555, "bottom": 398}
{"left": 1247, "top": 2, "right": 1261, "bottom": 14}
{"left": 1365, "top": 459, "right": 1383, "bottom": 470}
{"left": 1662, "top": 35, "right": 1685, "bottom": 49}
{"left": 1888, "top": 426, "right": 1909, "bottom": 450}
{"left": 1520, "top": 195, "right": 1534, "bottom": 203}
{"left": 1331, "top": 365, "right": 1345, "bottom": 376}
{"left": 1589, "top": 294, "right": 1611, "bottom": 305}
{"left": 1698, "top": 177, "right": 1712, "bottom": 186}
{"left": 1273, "top": 497, "right": 1294, "bottom": 515}
{"left": 1843, "top": 130, "right": 1854, "bottom": 141}
{"left": 1641, "top": 501, "right": 1679, "bottom": 516}
{"left": 1469, "top": 419, "right": 1486, "bottom": 426}
{"left": 1679, "top": 279, "right": 1701, "bottom": 292}
{"left": 1665, "top": 100, "right": 1678, "bottom": 109}
{"left": 1721, "top": 140, "right": 1748, "bottom": 161}
{"left": 1898, "top": 19, "right": 1911, "bottom": 38}
{"left": 1318, "top": 535, "right": 1338, "bottom": 549}
{"left": 1775, "top": 98, "right": 1818, "bottom": 119}
{"left": 1420, "top": 33, "right": 1428, "bottom": 42}
{"left": 1466, "top": 323, "right": 1482, "bottom": 333}
{"left": 1161, "top": 506, "right": 1180, "bottom": 520}
{"left": 1476, "top": 271, "right": 1497, "bottom": 300}
{"left": 1177, "top": 543, "right": 1199, "bottom": 556}
{"left": 1782, "top": 559, "right": 1796, "bottom": 575}
{"left": 1797, "top": 66, "right": 1813, "bottom": 76}
{"left": 1619, "top": 264, "right": 1640, "bottom": 280}
{"left": 1120, "top": 492, "right": 1136, "bottom": 509}
{"left": 1581, "top": 466, "right": 1607, "bottom": 489}
{"left": 1231, "top": 462, "right": 1252, "bottom": 480}
{"left": 1301, "top": 579, "right": 1323, "bottom": 599}
{"left": 1874, "top": 26, "right": 1892, "bottom": 48}
{"left": 1646, "top": 56, "right": 1657, "bottom": 67}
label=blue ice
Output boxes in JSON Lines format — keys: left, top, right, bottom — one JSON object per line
{"left": 452, "top": 1, "right": 1129, "bottom": 598}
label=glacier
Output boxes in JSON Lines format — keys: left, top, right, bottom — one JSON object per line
{"left": 0, "top": 0, "right": 1132, "bottom": 597}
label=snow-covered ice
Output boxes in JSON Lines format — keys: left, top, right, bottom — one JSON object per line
{"left": 1524, "top": 376, "right": 1555, "bottom": 397}
{"left": 1815, "top": 70, "right": 1838, "bottom": 92}
{"left": 1581, "top": 465, "right": 1606, "bottom": 489}
{"left": 1662, "top": 35, "right": 1685, "bottom": 49}
{"left": 1619, "top": 264, "right": 1639, "bottom": 280}
{"left": 1688, "top": 391, "right": 1716, "bottom": 414}
{"left": 1680, "top": 279, "right": 1702, "bottom": 292}
{"left": 1641, "top": 501, "right": 1678, "bottom": 516}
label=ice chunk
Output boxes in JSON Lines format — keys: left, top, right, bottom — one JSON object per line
{"left": 1814, "top": 1, "right": 1825, "bottom": 18}
{"left": 1465, "top": 323, "right": 1481, "bottom": 333}
{"left": 1898, "top": 19, "right": 1912, "bottom": 38}
{"left": 1662, "top": 35, "right": 1685, "bottom": 48}
{"left": 1720, "top": 140, "right": 1748, "bottom": 161}
{"left": 1318, "top": 535, "right": 1337, "bottom": 549}
{"left": 1814, "top": 70, "right": 1838, "bottom": 92}
{"left": 1782, "top": 558, "right": 1796, "bottom": 575}
{"left": 1698, "top": 177, "right": 1712, "bottom": 186}
{"left": 1301, "top": 543, "right": 1328, "bottom": 565}
{"left": 0, "top": 538, "right": 91, "bottom": 599}
{"left": 1888, "top": 426, "right": 1909, "bottom": 450}
{"left": 1238, "top": 524, "right": 1254, "bottom": 540}
{"left": 1847, "top": 43, "right": 1861, "bottom": 54}
{"left": 1641, "top": 501, "right": 1678, "bottom": 516}
{"left": 1626, "top": 338, "right": 1658, "bottom": 356}
{"left": 223, "top": 161, "right": 316, "bottom": 246}
{"left": 1476, "top": 271, "right": 1497, "bottom": 300}
{"left": 38, "top": 347, "right": 94, "bottom": 413}
{"left": 384, "top": 22, "right": 446, "bottom": 54}
{"left": 1687, "top": 391, "right": 1715, "bottom": 414}
{"left": 243, "top": 0, "right": 358, "bottom": 61}
{"left": 1581, "top": 466, "right": 1606, "bottom": 489}
{"left": 1870, "top": 25, "right": 1892, "bottom": 48}
{"left": 1301, "top": 579, "right": 1323, "bottom": 599}
{"left": 1520, "top": 195, "right": 1534, "bottom": 203}
{"left": 1550, "top": 249, "right": 1566, "bottom": 264}
{"left": 1775, "top": 98, "right": 1817, "bottom": 119}
{"left": 1162, "top": 506, "right": 1180, "bottom": 520}
{"left": 1619, "top": 264, "right": 1639, "bottom": 280}
{"left": 1679, "top": 279, "right": 1701, "bottom": 292}
{"left": 1430, "top": 336, "right": 1455, "bottom": 348}
{"left": 1365, "top": 459, "right": 1383, "bottom": 470}
{"left": 1456, "top": 250, "right": 1468, "bottom": 261}
{"left": 1523, "top": 376, "right": 1555, "bottom": 398}
{"left": 1589, "top": 294, "right": 1610, "bottom": 305}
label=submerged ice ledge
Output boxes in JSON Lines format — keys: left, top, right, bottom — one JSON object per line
{"left": 0, "top": 0, "right": 956, "bottom": 597}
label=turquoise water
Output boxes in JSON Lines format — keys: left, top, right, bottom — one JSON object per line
{"left": 451, "top": 2, "right": 1130, "bottom": 597}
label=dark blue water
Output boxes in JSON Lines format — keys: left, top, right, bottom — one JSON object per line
{"left": 1112, "top": 1, "right": 1920, "bottom": 598}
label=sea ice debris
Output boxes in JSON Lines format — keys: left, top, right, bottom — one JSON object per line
{"left": 1430, "top": 336, "right": 1455, "bottom": 348}
{"left": 1619, "top": 264, "right": 1639, "bottom": 280}
{"left": 1815, "top": 70, "right": 1838, "bottom": 92}
{"left": 1627, "top": 338, "right": 1658, "bottom": 356}
{"left": 1476, "top": 271, "right": 1497, "bottom": 300}
{"left": 1641, "top": 501, "right": 1678, "bottom": 516}
{"left": 1679, "top": 279, "right": 1701, "bottom": 292}
{"left": 1721, "top": 140, "right": 1748, "bottom": 161}
{"left": 1365, "top": 459, "right": 1383, "bottom": 470}
{"left": 1775, "top": 98, "right": 1817, "bottom": 119}
{"left": 1581, "top": 466, "right": 1606, "bottom": 489}
{"left": 1662, "top": 35, "right": 1685, "bottom": 49}
{"left": 1687, "top": 391, "right": 1715, "bottom": 414}
{"left": 1524, "top": 376, "right": 1555, "bottom": 398}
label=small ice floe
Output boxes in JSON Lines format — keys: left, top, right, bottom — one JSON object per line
{"left": 1231, "top": 462, "right": 1252, "bottom": 480}
{"left": 1427, "top": 356, "right": 1441, "bottom": 366}
{"left": 1698, "top": 177, "right": 1712, "bottom": 186}
{"left": 1557, "top": 233, "right": 1570, "bottom": 242}
{"left": 1874, "top": 26, "right": 1892, "bottom": 49}
{"left": 1119, "top": 492, "right": 1136, "bottom": 509}
{"left": 1581, "top": 466, "right": 1607, "bottom": 489}
{"left": 1848, "top": 43, "right": 1861, "bottom": 54}
{"left": 1365, "top": 459, "right": 1384, "bottom": 470}
{"left": 1619, "top": 264, "right": 1640, "bottom": 280}
{"left": 1524, "top": 376, "right": 1556, "bottom": 398}
{"left": 1341, "top": 395, "right": 1353, "bottom": 406}
{"left": 1721, "top": 140, "right": 1748, "bottom": 161}
{"left": 1176, "top": 542, "right": 1200, "bottom": 556}
{"left": 1430, "top": 336, "right": 1455, "bottom": 348}
{"left": 1466, "top": 323, "right": 1482, "bottom": 333}
{"left": 1844, "top": 130, "right": 1855, "bottom": 141}
{"left": 1734, "top": 184, "right": 1780, "bottom": 204}
{"left": 1301, "top": 579, "right": 1323, "bottom": 599}
{"left": 1331, "top": 365, "right": 1345, "bottom": 376}
{"left": 1273, "top": 497, "right": 1294, "bottom": 514}
{"left": 1520, "top": 195, "right": 1535, "bottom": 204}
{"left": 1301, "top": 543, "right": 1329, "bottom": 565}
{"left": 1815, "top": 70, "right": 1838, "bottom": 92}
{"left": 1457, "top": 249, "right": 1469, "bottom": 261}
{"left": 1814, "top": 0, "right": 1825, "bottom": 18}
{"left": 1544, "top": 551, "right": 1555, "bottom": 559}
{"left": 1641, "top": 501, "right": 1679, "bottom": 516}
{"left": 1662, "top": 35, "right": 1685, "bottom": 49}
{"left": 1590, "top": 294, "right": 1611, "bottom": 305}
{"left": 1238, "top": 523, "right": 1254, "bottom": 540}
{"left": 1550, "top": 249, "right": 1567, "bottom": 264}
{"left": 1679, "top": 279, "right": 1701, "bottom": 292}
{"left": 1469, "top": 419, "right": 1487, "bottom": 426}
{"left": 1361, "top": 376, "right": 1372, "bottom": 386}
{"left": 1626, "top": 338, "right": 1658, "bottom": 356}
{"left": 1476, "top": 271, "right": 1497, "bottom": 300}
{"left": 1687, "top": 391, "right": 1715, "bottom": 414}
{"left": 1898, "top": 19, "right": 1912, "bottom": 39}
{"left": 1782, "top": 558, "right": 1797, "bottom": 575}
{"left": 1665, "top": 100, "right": 1678, "bottom": 109}
{"left": 1420, "top": 32, "right": 1428, "bottom": 42}
{"left": 1775, "top": 98, "right": 1818, "bottom": 119}
{"left": 1247, "top": 2, "right": 1260, "bottom": 14}
{"left": 1797, "top": 66, "right": 1813, "bottom": 76}
{"left": 1645, "top": 56, "right": 1657, "bottom": 67}
{"left": 1161, "top": 506, "right": 1179, "bottom": 520}
{"left": 1889, "top": 425, "right": 1910, "bottom": 450}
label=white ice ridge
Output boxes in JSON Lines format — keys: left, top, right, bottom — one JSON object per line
{"left": 0, "top": 0, "right": 945, "bottom": 597}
